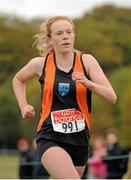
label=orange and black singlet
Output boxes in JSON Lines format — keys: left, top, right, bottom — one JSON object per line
{"left": 36, "top": 51, "right": 92, "bottom": 147}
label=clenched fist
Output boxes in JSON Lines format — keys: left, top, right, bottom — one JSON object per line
{"left": 72, "top": 72, "right": 88, "bottom": 85}
{"left": 21, "top": 104, "right": 35, "bottom": 120}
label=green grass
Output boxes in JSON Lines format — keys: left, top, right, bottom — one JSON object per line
{"left": 0, "top": 155, "right": 19, "bottom": 179}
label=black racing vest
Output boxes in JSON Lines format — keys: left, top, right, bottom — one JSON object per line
{"left": 36, "top": 51, "right": 91, "bottom": 146}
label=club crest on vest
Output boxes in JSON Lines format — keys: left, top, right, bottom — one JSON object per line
{"left": 58, "top": 83, "right": 70, "bottom": 96}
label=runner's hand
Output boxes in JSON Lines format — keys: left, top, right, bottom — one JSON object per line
{"left": 21, "top": 104, "right": 35, "bottom": 120}
{"left": 72, "top": 71, "right": 90, "bottom": 87}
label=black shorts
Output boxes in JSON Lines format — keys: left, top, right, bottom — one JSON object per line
{"left": 37, "top": 138, "right": 89, "bottom": 166}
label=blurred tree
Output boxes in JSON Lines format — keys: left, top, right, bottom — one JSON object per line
{"left": 0, "top": 5, "right": 131, "bottom": 147}
{"left": 119, "top": 83, "right": 131, "bottom": 146}
{"left": 0, "top": 79, "right": 21, "bottom": 148}
{"left": 91, "top": 66, "right": 131, "bottom": 146}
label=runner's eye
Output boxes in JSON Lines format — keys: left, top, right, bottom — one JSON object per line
{"left": 56, "top": 32, "right": 62, "bottom": 35}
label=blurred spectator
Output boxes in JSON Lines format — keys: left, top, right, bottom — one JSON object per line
{"left": 31, "top": 139, "right": 49, "bottom": 179}
{"left": 105, "top": 128, "right": 128, "bottom": 179}
{"left": 17, "top": 138, "right": 33, "bottom": 179}
{"left": 87, "top": 136, "right": 107, "bottom": 179}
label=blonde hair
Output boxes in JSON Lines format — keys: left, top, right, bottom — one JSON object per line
{"left": 33, "top": 16, "right": 75, "bottom": 56}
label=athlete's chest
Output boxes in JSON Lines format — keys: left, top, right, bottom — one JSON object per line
{"left": 53, "top": 69, "right": 75, "bottom": 97}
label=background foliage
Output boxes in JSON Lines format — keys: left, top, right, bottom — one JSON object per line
{"left": 0, "top": 5, "right": 131, "bottom": 148}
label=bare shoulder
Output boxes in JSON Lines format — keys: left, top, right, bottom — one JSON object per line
{"left": 29, "top": 56, "right": 45, "bottom": 66}
{"left": 28, "top": 56, "right": 46, "bottom": 76}
{"left": 82, "top": 54, "right": 99, "bottom": 66}
{"left": 82, "top": 54, "right": 100, "bottom": 73}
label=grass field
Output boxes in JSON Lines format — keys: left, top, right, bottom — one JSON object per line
{"left": 0, "top": 154, "right": 19, "bottom": 179}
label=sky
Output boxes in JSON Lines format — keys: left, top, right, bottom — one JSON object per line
{"left": 0, "top": 0, "right": 131, "bottom": 19}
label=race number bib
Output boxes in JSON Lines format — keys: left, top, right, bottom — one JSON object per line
{"left": 51, "top": 109, "right": 85, "bottom": 134}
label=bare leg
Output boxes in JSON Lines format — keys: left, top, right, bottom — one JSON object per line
{"left": 75, "top": 166, "right": 86, "bottom": 178}
{"left": 41, "top": 146, "right": 80, "bottom": 179}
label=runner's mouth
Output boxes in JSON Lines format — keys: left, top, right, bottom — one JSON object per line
{"left": 62, "top": 43, "right": 70, "bottom": 46}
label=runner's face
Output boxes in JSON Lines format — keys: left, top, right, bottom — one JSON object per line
{"left": 50, "top": 20, "right": 74, "bottom": 54}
